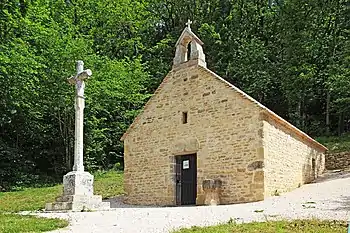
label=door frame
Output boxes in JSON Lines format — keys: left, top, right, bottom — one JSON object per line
{"left": 175, "top": 153, "right": 197, "bottom": 206}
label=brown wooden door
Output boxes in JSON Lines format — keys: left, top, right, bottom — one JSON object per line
{"left": 176, "top": 154, "right": 197, "bottom": 205}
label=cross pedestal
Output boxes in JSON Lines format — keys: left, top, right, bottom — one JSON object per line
{"left": 45, "top": 61, "right": 110, "bottom": 211}
{"left": 46, "top": 171, "right": 109, "bottom": 211}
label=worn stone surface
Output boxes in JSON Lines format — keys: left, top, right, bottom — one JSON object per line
{"left": 122, "top": 26, "right": 326, "bottom": 207}
{"left": 202, "top": 179, "right": 222, "bottom": 190}
{"left": 63, "top": 171, "right": 93, "bottom": 196}
{"left": 247, "top": 161, "right": 264, "bottom": 171}
{"left": 67, "top": 60, "right": 92, "bottom": 172}
{"left": 263, "top": 119, "right": 325, "bottom": 197}
{"left": 325, "top": 152, "right": 350, "bottom": 170}
{"left": 123, "top": 64, "right": 264, "bottom": 206}
{"left": 173, "top": 23, "right": 206, "bottom": 69}
{"left": 46, "top": 171, "right": 110, "bottom": 211}
{"left": 46, "top": 61, "right": 109, "bottom": 212}
{"left": 202, "top": 179, "right": 222, "bottom": 205}
{"left": 45, "top": 195, "right": 110, "bottom": 212}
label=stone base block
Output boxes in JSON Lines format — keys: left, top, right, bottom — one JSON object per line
{"left": 203, "top": 179, "right": 222, "bottom": 206}
{"left": 45, "top": 195, "right": 110, "bottom": 211}
{"left": 45, "top": 171, "right": 110, "bottom": 212}
{"left": 63, "top": 171, "right": 93, "bottom": 196}
{"left": 204, "top": 190, "right": 220, "bottom": 206}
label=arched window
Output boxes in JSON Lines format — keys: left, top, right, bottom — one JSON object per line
{"left": 186, "top": 42, "right": 192, "bottom": 61}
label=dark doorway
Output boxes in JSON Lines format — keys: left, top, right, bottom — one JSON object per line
{"left": 175, "top": 154, "right": 197, "bottom": 205}
{"left": 186, "top": 42, "right": 192, "bottom": 61}
{"left": 312, "top": 158, "right": 316, "bottom": 179}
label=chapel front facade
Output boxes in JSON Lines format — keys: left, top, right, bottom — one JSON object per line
{"left": 121, "top": 24, "right": 327, "bottom": 206}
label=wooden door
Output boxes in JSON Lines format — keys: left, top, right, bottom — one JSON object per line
{"left": 176, "top": 154, "right": 197, "bottom": 205}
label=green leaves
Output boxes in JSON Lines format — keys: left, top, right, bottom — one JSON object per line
{"left": 0, "top": 0, "right": 152, "bottom": 189}
{"left": 84, "top": 57, "right": 150, "bottom": 170}
{"left": 0, "top": 0, "right": 349, "bottom": 190}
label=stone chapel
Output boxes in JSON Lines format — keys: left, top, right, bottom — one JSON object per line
{"left": 121, "top": 23, "right": 327, "bottom": 206}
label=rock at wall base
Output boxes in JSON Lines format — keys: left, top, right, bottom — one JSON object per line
{"left": 203, "top": 179, "right": 222, "bottom": 206}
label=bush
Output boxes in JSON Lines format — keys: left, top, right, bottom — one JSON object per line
{"left": 0, "top": 140, "right": 31, "bottom": 191}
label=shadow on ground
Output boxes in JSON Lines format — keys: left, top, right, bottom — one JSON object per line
{"left": 325, "top": 195, "right": 350, "bottom": 212}
{"left": 104, "top": 169, "right": 350, "bottom": 212}
{"left": 104, "top": 196, "right": 163, "bottom": 209}
{"left": 312, "top": 169, "right": 350, "bottom": 184}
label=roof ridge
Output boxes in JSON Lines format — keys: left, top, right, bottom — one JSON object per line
{"left": 175, "top": 27, "right": 204, "bottom": 47}
{"left": 122, "top": 65, "right": 327, "bottom": 152}
{"left": 197, "top": 66, "right": 327, "bottom": 152}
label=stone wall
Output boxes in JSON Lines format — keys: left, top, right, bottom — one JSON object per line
{"left": 263, "top": 118, "right": 325, "bottom": 197}
{"left": 326, "top": 152, "right": 350, "bottom": 170}
{"left": 123, "top": 64, "right": 265, "bottom": 206}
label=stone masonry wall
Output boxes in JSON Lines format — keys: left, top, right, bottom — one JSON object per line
{"left": 123, "top": 64, "right": 265, "bottom": 206}
{"left": 326, "top": 152, "right": 350, "bottom": 170}
{"left": 263, "top": 118, "right": 325, "bottom": 197}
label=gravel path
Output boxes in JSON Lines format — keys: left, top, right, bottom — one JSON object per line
{"left": 34, "top": 170, "right": 350, "bottom": 233}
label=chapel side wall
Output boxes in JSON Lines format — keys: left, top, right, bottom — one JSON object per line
{"left": 123, "top": 65, "right": 265, "bottom": 206}
{"left": 263, "top": 119, "right": 325, "bottom": 197}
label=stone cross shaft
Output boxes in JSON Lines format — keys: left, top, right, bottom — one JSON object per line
{"left": 68, "top": 60, "right": 92, "bottom": 172}
{"left": 45, "top": 61, "right": 110, "bottom": 212}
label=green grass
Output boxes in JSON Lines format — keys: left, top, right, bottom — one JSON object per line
{"left": 0, "top": 213, "right": 68, "bottom": 233}
{"left": 94, "top": 170, "right": 124, "bottom": 198}
{"left": 317, "top": 134, "right": 350, "bottom": 152}
{"left": 0, "top": 170, "right": 123, "bottom": 233}
{"left": 173, "top": 219, "right": 347, "bottom": 233}
{"left": 0, "top": 170, "right": 124, "bottom": 212}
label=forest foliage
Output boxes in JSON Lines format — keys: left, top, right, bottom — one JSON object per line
{"left": 0, "top": 0, "right": 349, "bottom": 190}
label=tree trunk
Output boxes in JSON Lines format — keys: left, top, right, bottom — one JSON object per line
{"left": 326, "top": 91, "right": 330, "bottom": 134}
{"left": 338, "top": 112, "right": 344, "bottom": 136}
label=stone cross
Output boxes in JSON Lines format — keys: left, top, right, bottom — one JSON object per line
{"left": 186, "top": 19, "right": 192, "bottom": 30}
{"left": 67, "top": 60, "right": 92, "bottom": 172}
{"left": 45, "top": 61, "right": 110, "bottom": 211}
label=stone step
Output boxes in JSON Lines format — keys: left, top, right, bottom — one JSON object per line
{"left": 46, "top": 195, "right": 111, "bottom": 212}
{"left": 45, "top": 202, "right": 73, "bottom": 211}
{"left": 56, "top": 195, "right": 102, "bottom": 203}
{"left": 46, "top": 201, "right": 110, "bottom": 212}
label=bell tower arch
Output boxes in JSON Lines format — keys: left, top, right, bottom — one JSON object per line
{"left": 173, "top": 20, "right": 206, "bottom": 69}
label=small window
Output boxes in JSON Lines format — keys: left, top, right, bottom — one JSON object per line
{"left": 186, "top": 42, "right": 192, "bottom": 61}
{"left": 182, "top": 112, "right": 188, "bottom": 124}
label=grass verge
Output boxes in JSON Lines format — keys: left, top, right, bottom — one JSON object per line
{"left": 0, "top": 170, "right": 124, "bottom": 212}
{"left": 173, "top": 219, "right": 347, "bottom": 233}
{"left": 316, "top": 134, "right": 350, "bottom": 152}
{"left": 0, "top": 213, "right": 68, "bottom": 233}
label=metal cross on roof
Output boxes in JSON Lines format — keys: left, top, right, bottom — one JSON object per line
{"left": 185, "top": 19, "right": 192, "bottom": 30}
